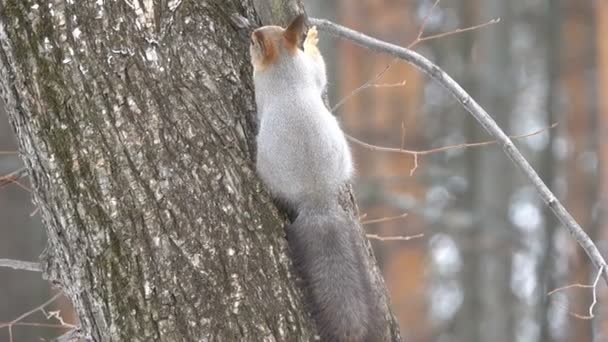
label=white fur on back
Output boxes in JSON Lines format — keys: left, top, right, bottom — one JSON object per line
{"left": 254, "top": 50, "right": 353, "bottom": 207}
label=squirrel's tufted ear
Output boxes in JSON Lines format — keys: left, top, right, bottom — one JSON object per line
{"left": 284, "top": 14, "right": 306, "bottom": 50}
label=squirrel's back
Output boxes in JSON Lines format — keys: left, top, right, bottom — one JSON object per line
{"left": 252, "top": 20, "right": 352, "bottom": 206}
{"left": 256, "top": 92, "right": 352, "bottom": 205}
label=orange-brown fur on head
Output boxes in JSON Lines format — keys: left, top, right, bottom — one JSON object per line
{"left": 250, "top": 14, "right": 306, "bottom": 71}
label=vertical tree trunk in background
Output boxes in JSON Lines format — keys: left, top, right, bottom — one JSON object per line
{"left": 468, "top": 0, "right": 517, "bottom": 341}
{"left": 453, "top": 0, "right": 483, "bottom": 341}
{"left": 538, "top": 0, "right": 561, "bottom": 340}
{"left": 562, "top": 2, "right": 597, "bottom": 341}
{"left": 596, "top": 0, "right": 608, "bottom": 337}
{"left": 0, "top": 1, "right": 400, "bottom": 340}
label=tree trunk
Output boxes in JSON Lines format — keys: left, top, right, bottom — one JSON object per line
{"left": 538, "top": 1, "right": 561, "bottom": 340}
{"left": 0, "top": 1, "right": 400, "bottom": 340}
{"left": 562, "top": 1, "right": 597, "bottom": 341}
{"left": 460, "top": 0, "right": 518, "bottom": 341}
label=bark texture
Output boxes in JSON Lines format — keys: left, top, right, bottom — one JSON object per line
{"left": 0, "top": 1, "right": 399, "bottom": 341}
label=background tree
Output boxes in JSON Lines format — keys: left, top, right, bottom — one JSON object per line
{"left": 307, "top": 0, "right": 607, "bottom": 341}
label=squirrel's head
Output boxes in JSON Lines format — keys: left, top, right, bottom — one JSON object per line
{"left": 250, "top": 14, "right": 306, "bottom": 72}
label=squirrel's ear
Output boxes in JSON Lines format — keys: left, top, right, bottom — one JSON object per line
{"left": 284, "top": 14, "right": 306, "bottom": 49}
{"left": 253, "top": 30, "right": 265, "bottom": 52}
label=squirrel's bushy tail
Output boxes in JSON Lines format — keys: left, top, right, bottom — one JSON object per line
{"left": 286, "top": 206, "right": 383, "bottom": 342}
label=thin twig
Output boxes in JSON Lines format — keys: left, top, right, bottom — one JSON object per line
{"left": 361, "top": 212, "right": 409, "bottom": 225}
{"left": 331, "top": 0, "right": 499, "bottom": 153}
{"left": 10, "top": 322, "right": 74, "bottom": 329}
{"left": 348, "top": 123, "right": 557, "bottom": 176}
{"left": 331, "top": 0, "right": 439, "bottom": 112}
{"left": 331, "top": 0, "right": 498, "bottom": 114}
{"left": 400, "top": 122, "right": 406, "bottom": 149}
{"left": 547, "top": 282, "right": 596, "bottom": 296}
{"left": 0, "top": 258, "right": 42, "bottom": 272}
{"left": 415, "top": 18, "right": 500, "bottom": 46}
{"left": 410, "top": 154, "right": 419, "bottom": 176}
{"left": 547, "top": 265, "right": 604, "bottom": 319}
{"left": 0, "top": 167, "right": 28, "bottom": 188}
{"left": 407, "top": 0, "right": 442, "bottom": 49}
{"left": 9, "top": 179, "right": 31, "bottom": 192}
{"left": 366, "top": 233, "right": 424, "bottom": 242}
{"left": 330, "top": 67, "right": 402, "bottom": 112}
{"left": 0, "top": 293, "right": 63, "bottom": 329}
{"left": 332, "top": 0, "right": 452, "bottom": 112}
{"left": 310, "top": 17, "right": 608, "bottom": 284}
{"left": 43, "top": 309, "right": 76, "bottom": 328}
{"left": 370, "top": 80, "right": 407, "bottom": 88}
{"left": 348, "top": 123, "right": 558, "bottom": 156}
{"left": 0, "top": 292, "right": 76, "bottom": 342}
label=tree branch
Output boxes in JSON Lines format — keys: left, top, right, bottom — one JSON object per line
{"left": 310, "top": 18, "right": 608, "bottom": 284}
{"left": 0, "top": 258, "right": 42, "bottom": 272}
{"left": 412, "top": 18, "right": 500, "bottom": 47}
{"left": 0, "top": 167, "right": 28, "bottom": 188}
{"left": 366, "top": 233, "right": 424, "bottom": 242}
{"left": 347, "top": 123, "right": 557, "bottom": 177}
{"left": 547, "top": 265, "right": 604, "bottom": 320}
{"left": 361, "top": 212, "right": 409, "bottom": 225}
{"left": 0, "top": 292, "right": 75, "bottom": 342}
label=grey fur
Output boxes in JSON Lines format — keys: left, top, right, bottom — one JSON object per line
{"left": 287, "top": 206, "right": 382, "bottom": 342}
{"left": 253, "top": 42, "right": 382, "bottom": 341}
{"left": 254, "top": 48, "right": 352, "bottom": 207}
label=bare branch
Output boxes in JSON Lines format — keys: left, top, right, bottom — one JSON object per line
{"left": 311, "top": 18, "right": 608, "bottom": 284}
{"left": 0, "top": 258, "right": 42, "bottom": 272}
{"left": 0, "top": 167, "right": 28, "bottom": 188}
{"left": 400, "top": 121, "right": 406, "bottom": 149}
{"left": 2, "top": 294, "right": 56, "bottom": 329}
{"left": 371, "top": 80, "right": 408, "bottom": 88}
{"left": 348, "top": 123, "right": 557, "bottom": 176}
{"left": 366, "top": 233, "right": 424, "bottom": 242}
{"left": 10, "top": 322, "right": 74, "bottom": 329}
{"left": 0, "top": 292, "right": 76, "bottom": 342}
{"left": 332, "top": 0, "right": 499, "bottom": 115}
{"left": 348, "top": 123, "right": 558, "bottom": 156}
{"left": 361, "top": 212, "right": 409, "bottom": 225}
{"left": 547, "top": 265, "right": 604, "bottom": 319}
{"left": 410, "top": 153, "right": 419, "bottom": 176}
{"left": 332, "top": 79, "right": 406, "bottom": 112}
{"left": 413, "top": 0, "right": 442, "bottom": 47}
{"left": 414, "top": 18, "right": 500, "bottom": 46}
{"left": 361, "top": 213, "right": 421, "bottom": 242}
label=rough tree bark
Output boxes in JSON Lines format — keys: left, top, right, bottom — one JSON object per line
{"left": 0, "top": 1, "right": 400, "bottom": 341}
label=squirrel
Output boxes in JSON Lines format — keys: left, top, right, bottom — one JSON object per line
{"left": 250, "top": 14, "right": 384, "bottom": 342}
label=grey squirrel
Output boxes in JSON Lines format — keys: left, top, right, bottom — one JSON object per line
{"left": 250, "top": 14, "right": 384, "bottom": 342}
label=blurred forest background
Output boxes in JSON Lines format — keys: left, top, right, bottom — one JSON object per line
{"left": 1, "top": 0, "right": 607, "bottom": 341}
